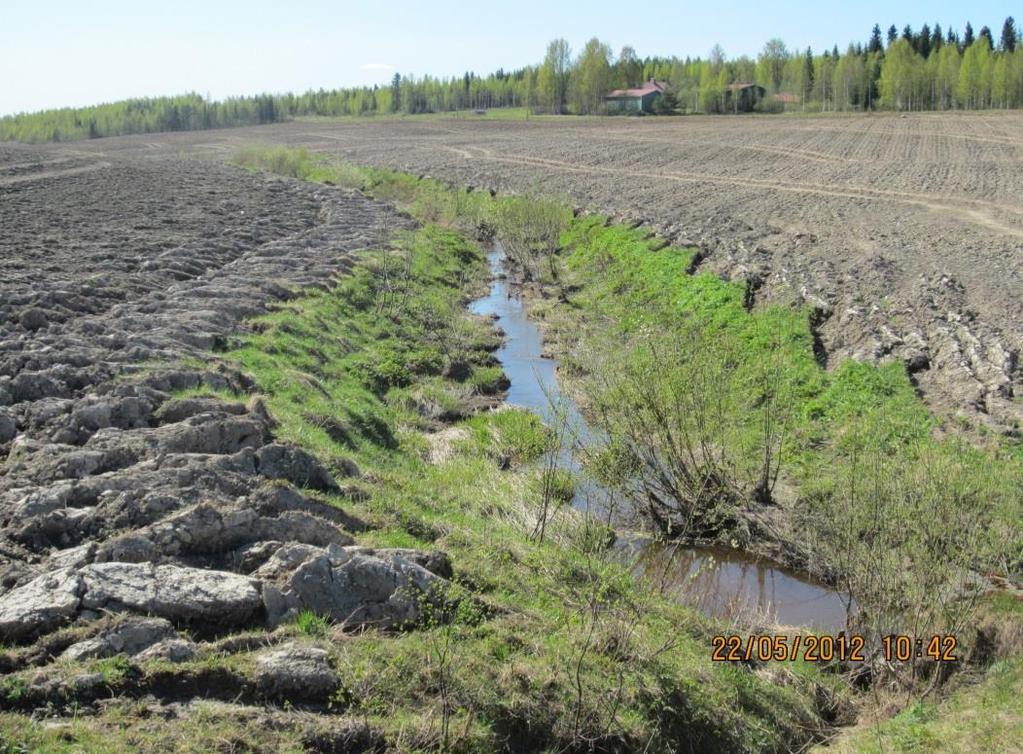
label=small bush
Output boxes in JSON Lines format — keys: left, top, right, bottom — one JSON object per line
{"left": 233, "top": 146, "right": 316, "bottom": 179}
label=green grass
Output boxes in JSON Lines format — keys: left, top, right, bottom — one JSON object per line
{"left": 207, "top": 147, "right": 1021, "bottom": 749}
{"left": 207, "top": 184, "right": 834, "bottom": 750}
{"left": 292, "top": 609, "right": 331, "bottom": 639}
{"left": 1, "top": 145, "right": 1012, "bottom": 752}
{"left": 546, "top": 213, "right": 1021, "bottom": 570}
{"left": 818, "top": 659, "right": 1023, "bottom": 753}
{"left": 555, "top": 215, "right": 936, "bottom": 464}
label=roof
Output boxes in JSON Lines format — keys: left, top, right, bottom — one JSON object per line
{"left": 727, "top": 83, "right": 765, "bottom": 91}
{"left": 606, "top": 80, "right": 668, "bottom": 99}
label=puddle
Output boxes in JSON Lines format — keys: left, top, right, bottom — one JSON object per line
{"left": 469, "top": 244, "right": 850, "bottom": 630}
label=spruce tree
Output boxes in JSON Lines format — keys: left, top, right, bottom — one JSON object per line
{"left": 964, "top": 22, "right": 975, "bottom": 48}
{"left": 932, "top": 24, "right": 943, "bottom": 52}
{"left": 390, "top": 73, "right": 401, "bottom": 113}
{"left": 999, "top": 17, "right": 1016, "bottom": 52}
{"left": 919, "top": 24, "right": 932, "bottom": 57}
{"left": 979, "top": 26, "right": 994, "bottom": 51}
{"left": 869, "top": 24, "right": 883, "bottom": 54}
{"left": 888, "top": 25, "right": 899, "bottom": 45}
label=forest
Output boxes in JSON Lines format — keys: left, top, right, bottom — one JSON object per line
{"left": 1, "top": 17, "right": 1021, "bottom": 142}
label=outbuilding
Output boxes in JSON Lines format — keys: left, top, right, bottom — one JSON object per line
{"left": 724, "top": 83, "right": 766, "bottom": 112}
{"left": 605, "top": 79, "right": 668, "bottom": 114}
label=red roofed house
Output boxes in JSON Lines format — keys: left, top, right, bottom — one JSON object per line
{"left": 605, "top": 78, "right": 668, "bottom": 114}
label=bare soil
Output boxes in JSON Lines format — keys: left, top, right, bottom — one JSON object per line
{"left": 0, "top": 143, "right": 428, "bottom": 747}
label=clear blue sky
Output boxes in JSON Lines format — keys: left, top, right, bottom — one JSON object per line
{"left": 1, "top": 1, "right": 1017, "bottom": 115}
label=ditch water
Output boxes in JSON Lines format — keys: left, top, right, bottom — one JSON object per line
{"left": 469, "top": 244, "right": 850, "bottom": 630}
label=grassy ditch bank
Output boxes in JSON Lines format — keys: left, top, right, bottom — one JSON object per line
{"left": 0, "top": 156, "right": 838, "bottom": 752}
{"left": 218, "top": 182, "right": 836, "bottom": 749}
{"left": 226, "top": 146, "right": 1021, "bottom": 750}
{"left": 232, "top": 225, "right": 839, "bottom": 750}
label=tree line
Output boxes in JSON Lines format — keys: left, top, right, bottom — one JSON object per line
{"left": 2, "top": 16, "right": 1020, "bottom": 142}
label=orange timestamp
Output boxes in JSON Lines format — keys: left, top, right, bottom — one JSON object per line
{"left": 711, "top": 634, "right": 959, "bottom": 663}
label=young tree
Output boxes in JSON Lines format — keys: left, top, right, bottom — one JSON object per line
{"left": 879, "top": 38, "right": 920, "bottom": 109}
{"left": 538, "top": 38, "right": 572, "bottom": 114}
{"left": 815, "top": 50, "right": 836, "bottom": 110}
{"left": 934, "top": 43, "right": 962, "bottom": 109}
{"left": 615, "top": 45, "right": 643, "bottom": 88}
{"left": 958, "top": 38, "right": 994, "bottom": 107}
{"left": 757, "top": 38, "right": 788, "bottom": 93}
{"left": 992, "top": 54, "right": 1012, "bottom": 107}
{"left": 571, "top": 37, "right": 614, "bottom": 114}
{"left": 651, "top": 88, "right": 679, "bottom": 114}
{"left": 833, "top": 47, "right": 865, "bottom": 110}
{"left": 698, "top": 62, "right": 721, "bottom": 113}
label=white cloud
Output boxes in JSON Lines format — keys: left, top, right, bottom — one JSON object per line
{"left": 359, "top": 63, "right": 395, "bottom": 72}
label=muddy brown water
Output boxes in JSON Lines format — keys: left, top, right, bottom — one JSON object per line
{"left": 470, "top": 245, "right": 850, "bottom": 630}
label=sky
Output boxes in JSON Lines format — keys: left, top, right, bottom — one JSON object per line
{"left": 1, "top": 1, "right": 1017, "bottom": 115}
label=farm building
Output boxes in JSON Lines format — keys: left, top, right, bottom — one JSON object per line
{"left": 725, "top": 83, "right": 766, "bottom": 112}
{"left": 771, "top": 92, "right": 801, "bottom": 106}
{"left": 605, "top": 79, "right": 668, "bottom": 113}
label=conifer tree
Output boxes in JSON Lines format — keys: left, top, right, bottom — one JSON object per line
{"left": 979, "top": 26, "right": 994, "bottom": 50}
{"left": 869, "top": 24, "right": 884, "bottom": 54}
{"left": 919, "top": 24, "right": 932, "bottom": 57}
{"left": 802, "top": 47, "right": 815, "bottom": 106}
{"left": 390, "top": 73, "right": 401, "bottom": 113}
{"left": 1000, "top": 17, "right": 1017, "bottom": 52}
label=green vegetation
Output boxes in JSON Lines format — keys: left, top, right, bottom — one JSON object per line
{"left": 293, "top": 609, "right": 332, "bottom": 639}
{"left": 535, "top": 214, "right": 1022, "bottom": 669}
{"left": 819, "top": 659, "right": 1023, "bottom": 753}
{"left": 4, "top": 17, "right": 1022, "bottom": 142}
{"left": 0, "top": 92, "right": 285, "bottom": 143}
{"left": 211, "top": 146, "right": 1022, "bottom": 747}
{"left": 0, "top": 153, "right": 844, "bottom": 751}
{"left": 233, "top": 147, "right": 1021, "bottom": 621}
{"left": 214, "top": 167, "right": 834, "bottom": 749}
{"left": 0, "top": 145, "right": 1015, "bottom": 750}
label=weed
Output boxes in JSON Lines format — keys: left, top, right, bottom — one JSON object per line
{"left": 293, "top": 609, "right": 331, "bottom": 638}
